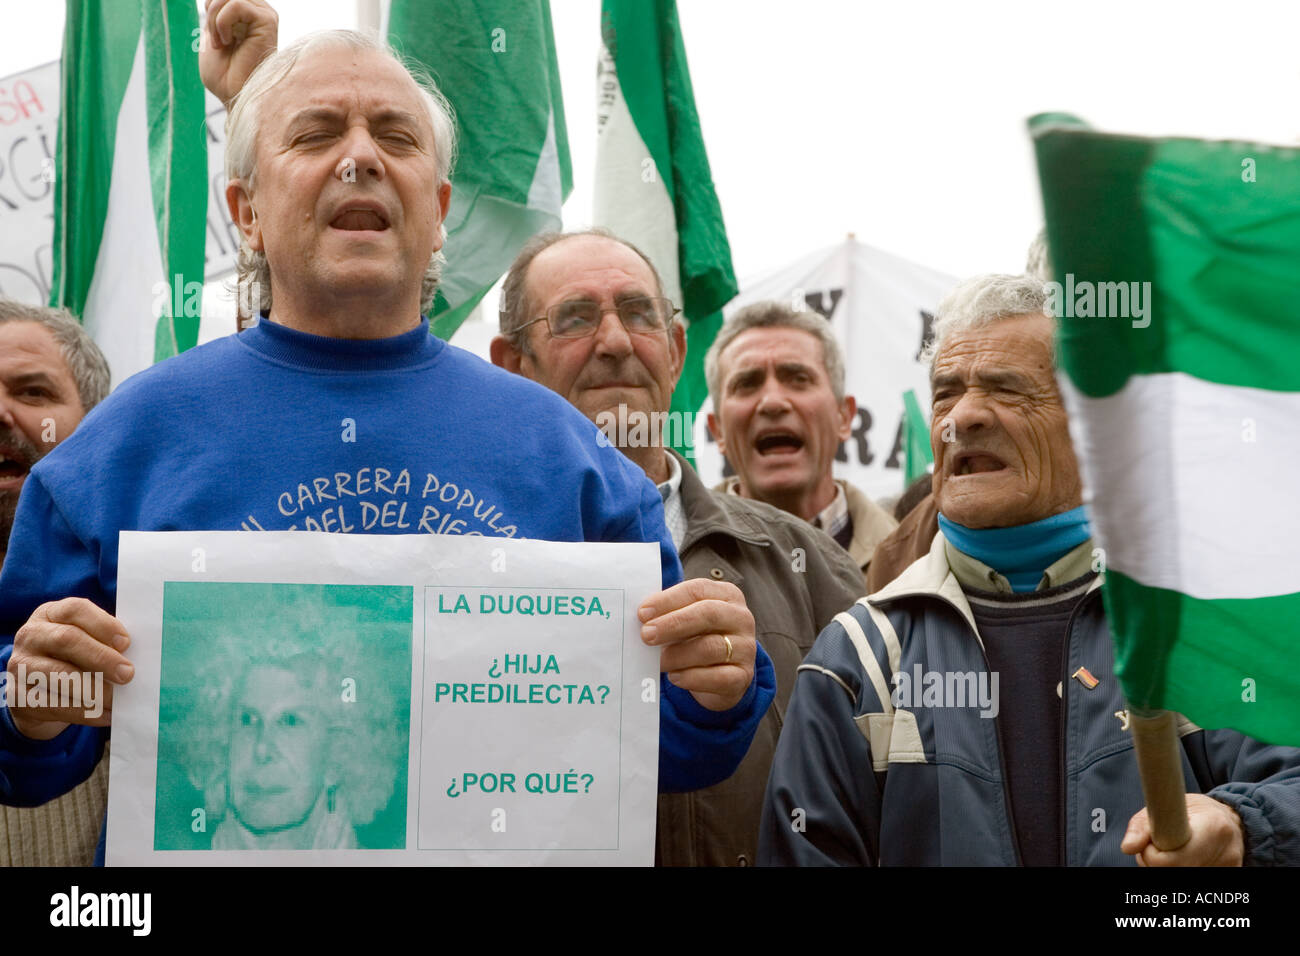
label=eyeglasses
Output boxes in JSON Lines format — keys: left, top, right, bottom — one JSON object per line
{"left": 517, "top": 297, "right": 679, "bottom": 339}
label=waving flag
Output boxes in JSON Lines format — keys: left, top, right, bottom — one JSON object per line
{"left": 50, "top": 0, "right": 208, "bottom": 386}
{"left": 1032, "top": 113, "right": 1300, "bottom": 746}
{"left": 388, "top": 0, "right": 572, "bottom": 340}
{"left": 594, "top": 0, "right": 736, "bottom": 464}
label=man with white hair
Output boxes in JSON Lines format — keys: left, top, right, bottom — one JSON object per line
{"left": 0, "top": 16, "right": 771, "bottom": 858}
{"left": 760, "top": 272, "right": 1300, "bottom": 866}
{"left": 863, "top": 229, "right": 1057, "bottom": 594}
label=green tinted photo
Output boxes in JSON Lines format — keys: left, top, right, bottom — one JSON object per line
{"left": 154, "top": 582, "right": 413, "bottom": 851}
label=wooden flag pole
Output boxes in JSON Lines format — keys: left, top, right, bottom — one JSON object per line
{"left": 1127, "top": 707, "right": 1191, "bottom": 850}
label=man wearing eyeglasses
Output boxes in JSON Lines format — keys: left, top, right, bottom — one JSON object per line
{"left": 492, "top": 230, "right": 864, "bottom": 866}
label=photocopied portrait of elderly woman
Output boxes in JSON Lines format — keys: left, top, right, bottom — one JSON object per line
{"left": 153, "top": 583, "right": 413, "bottom": 851}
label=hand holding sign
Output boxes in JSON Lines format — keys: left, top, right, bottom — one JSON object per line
{"left": 8, "top": 597, "right": 129, "bottom": 738}
{"left": 108, "top": 533, "right": 662, "bottom": 864}
{"left": 639, "top": 579, "right": 757, "bottom": 712}
{"left": 200, "top": 0, "right": 279, "bottom": 107}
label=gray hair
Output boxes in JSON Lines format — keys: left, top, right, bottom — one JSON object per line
{"left": 0, "top": 300, "right": 110, "bottom": 411}
{"left": 920, "top": 273, "right": 1052, "bottom": 374}
{"left": 705, "top": 301, "right": 846, "bottom": 408}
{"left": 498, "top": 229, "right": 667, "bottom": 357}
{"left": 224, "top": 30, "right": 458, "bottom": 317}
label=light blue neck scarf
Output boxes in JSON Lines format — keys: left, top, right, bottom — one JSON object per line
{"left": 938, "top": 506, "right": 1091, "bottom": 593}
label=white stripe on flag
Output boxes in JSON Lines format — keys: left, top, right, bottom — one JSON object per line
{"left": 593, "top": 42, "right": 681, "bottom": 306}
{"left": 81, "top": 37, "right": 166, "bottom": 388}
{"left": 1061, "top": 371, "right": 1300, "bottom": 600}
{"left": 527, "top": 110, "right": 563, "bottom": 214}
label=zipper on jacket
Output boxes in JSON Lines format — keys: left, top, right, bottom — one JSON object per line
{"left": 989, "top": 698, "right": 1026, "bottom": 866}
{"left": 1059, "top": 586, "right": 1101, "bottom": 867}
{"left": 969, "top": 633, "right": 1025, "bottom": 867}
{"left": 887, "top": 588, "right": 1034, "bottom": 865}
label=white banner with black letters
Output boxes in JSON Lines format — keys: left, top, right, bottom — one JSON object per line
{"left": 0, "top": 62, "right": 237, "bottom": 308}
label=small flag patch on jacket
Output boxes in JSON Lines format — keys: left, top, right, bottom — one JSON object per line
{"left": 1072, "top": 666, "right": 1100, "bottom": 690}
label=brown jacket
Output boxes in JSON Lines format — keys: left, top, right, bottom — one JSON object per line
{"left": 865, "top": 491, "right": 941, "bottom": 593}
{"left": 657, "top": 452, "right": 864, "bottom": 866}
{"left": 713, "top": 477, "right": 898, "bottom": 587}
{"left": 840, "top": 479, "right": 899, "bottom": 581}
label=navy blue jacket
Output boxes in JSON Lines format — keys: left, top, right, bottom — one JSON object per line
{"left": 760, "top": 534, "right": 1300, "bottom": 865}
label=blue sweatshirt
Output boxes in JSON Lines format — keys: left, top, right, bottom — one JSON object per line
{"left": 0, "top": 318, "right": 773, "bottom": 818}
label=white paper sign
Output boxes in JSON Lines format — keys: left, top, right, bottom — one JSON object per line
{"left": 106, "top": 531, "right": 661, "bottom": 866}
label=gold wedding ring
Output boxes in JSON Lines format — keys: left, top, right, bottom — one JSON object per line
{"left": 723, "top": 635, "right": 734, "bottom": 664}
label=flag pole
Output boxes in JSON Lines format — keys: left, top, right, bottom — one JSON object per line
{"left": 1127, "top": 707, "right": 1191, "bottom": 850}
{"left": 357, "top": 0, "right": 381, "bottom": 33}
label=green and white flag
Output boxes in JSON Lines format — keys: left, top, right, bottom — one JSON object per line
{"left": 50, "top": 0, "right": 208, "bottom": 387}
{"left": 594, "top": 0, "right": 736, "bottom": 465}
{"left": 1032, "top": 113, "right": 1300, "bottom": 746}
{"left": 902, "top": 388, "right": 932, "bottom": 487}
{"left": 388, "top": 0, "right": 572, "bottom": 341}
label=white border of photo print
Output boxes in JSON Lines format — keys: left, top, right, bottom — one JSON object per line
{"left": 107, "top": 531, "right": 661, "bottom": 865}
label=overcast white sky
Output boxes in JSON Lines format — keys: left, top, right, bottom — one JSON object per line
{"left": 4, "top": 0, "right": 1299, "bottom": 300}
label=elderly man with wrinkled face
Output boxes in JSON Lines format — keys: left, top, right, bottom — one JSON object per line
{"left": 0, "top": 14, "right": 772, "bottom": 863}
{"left": 760, "top": 272, "right": 1300, "bottom": 867}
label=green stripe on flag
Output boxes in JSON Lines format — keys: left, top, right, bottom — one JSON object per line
{"left": 143, "top": 0, "right": 206, "bottom": 361}
{"left": 390, "top": 0, "right": 571, "bottom": 341}
{"left": 1105, "top": 570, "right": 1300, "bottom": 746}
{"left": 1032, "top": 114, "right": 1300, "bottom": 397}
{"left": 431, "top": 282, "right": 494, "bottom": 341}
{"left": 670, "top": 308, "right": 723, "bottom": 456}
{"left": 598, "top": 0, "right": 736, "bottom": 465}
{"left": 49, "top": 0, "right": 140, "bottom": 314}
{"left": 902, "top": 388, "right": 931, "bottom": 486}
{"left": 51, "top": 0, "right": 207, "bottom": 383}
{"left": 601, "top": 0, "right": 735, "bottom": 322}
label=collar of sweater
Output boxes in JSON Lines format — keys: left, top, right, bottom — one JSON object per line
{"left": 244, "top": 315, "right": 442, "bottom": 372}
{"left": 937, "top": 506, "right": 1091, "bottom": 593}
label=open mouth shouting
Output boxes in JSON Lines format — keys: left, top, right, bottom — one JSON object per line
{"left": 950, "top": 449, "right": 1008, "bottom": 478}
{"left": 329, "top": 201, "right": 391, "bottom": 235}
{"left": 0, "top": 442, "right": 36, "bottom": 492}
{"left": 754, "top": 428, "right": 805, "bottom": 458}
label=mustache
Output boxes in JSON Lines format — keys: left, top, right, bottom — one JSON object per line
{"left": 573, "top": 360, "right": 655, "bottom": 391}
{"left": 0, "top": 426, "right": 42, "bottom": 468}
